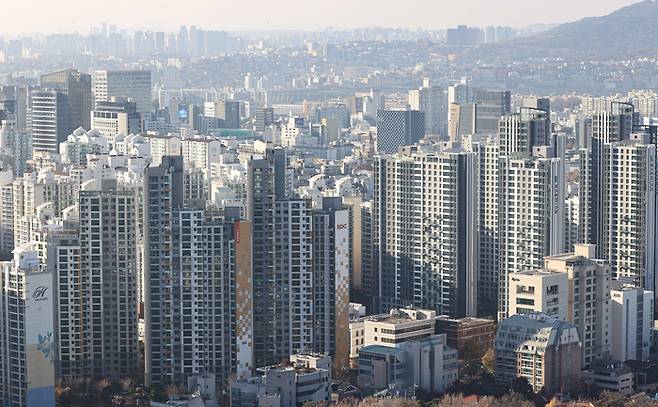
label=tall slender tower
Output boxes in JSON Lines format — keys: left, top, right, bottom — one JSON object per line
{"left": 498, "top": 147, "right": 565, "bottom": 320}
{"left": 373, "top": 146, "right": 478, "bottom": 317}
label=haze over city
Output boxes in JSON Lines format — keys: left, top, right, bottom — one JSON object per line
{"left": 1, "top": 0, "right": 640, "bottom": 34}
{"left": 2, "top": 0, "right": 658, "bottom": 406}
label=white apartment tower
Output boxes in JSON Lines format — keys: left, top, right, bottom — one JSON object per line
{"left": 0, "top": 244, "right": 56, "bottom": 407}
{"left": 498, "top": 147, "right": 565, "bottom": 320}
{"left": 601, "top": 138, "right": 656, "bottom": 292}
{"left": 49, "top": 179, "right": 139, "bottom": 381}
{"left": 373, "top": 145, "right": 478, "bottom": 317}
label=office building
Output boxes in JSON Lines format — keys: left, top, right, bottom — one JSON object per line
{"left": 498, "top": 147, "right": 565, "bottom": 320}
{"left": 29, "top": 90, "right": 69, "bottom": 153}
{"left": 40, "top": 69, "right": 92, "bottom": 130}
{"left": 0, "top": 244, "right": 56, "bottom": 407}
{"left": 357, "top": 333, "right": 458, "bottom": 395}
{"left": 205, "top": 100, "right": 240, "bottom": 129}
{"left": 373, "top": 147, "right": 477, "bottom": 317}
{"left": 91, "top": 99, "right": 142, "bottom": 142}
{"left": 254, "top": 106, "right": 274, "bottom": 132}
{"left": 495, "top": 313, "right": 582, "bottom": 394}
{"left": 434, "top": 316, "right": 495, "bottom": 355}
{"left": 448, "top": 82, "right": 511, "bottom": 137}
{"left": 375, "top": 110, "right": 424, "bottom": 153}
{"left": 349, "top": 308, "right": 437, "bottom": 359}
{"left": 448, "top": 102, "right": 476, "bottom": 141}
{"left": 408, "top": 79, "right": 447, "bottom": 137}
{"left": 93, "top": 70, "right": 152, "bottom": 114}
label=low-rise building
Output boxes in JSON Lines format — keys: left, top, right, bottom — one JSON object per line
{"left": 507, "top": 270, "right": 568, "bottom": 319}
{"left": 230, "top": 354, "right": 331, "bottom": 407}
{"left": 435, "top": 316, "right": 495, "bottom": 356}
{"left": 495, "top": 313, "right": 582, "bottom": 394}
{"left": 584, "top": 358, "right": 633, "bottom": 396}
{"left": 357, "top": 333, "right": 458, "bottom": 395}
{"left": 349, "top": 308, "right": 436, "bottom": 359}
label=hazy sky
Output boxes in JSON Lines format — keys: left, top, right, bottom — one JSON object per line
{"left": 1, "top": 0, "right": 640, "bottom": 35}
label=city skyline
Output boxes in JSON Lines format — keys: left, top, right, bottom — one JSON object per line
{"left": 1, "top": 0, "right": 639, "bottom": 36}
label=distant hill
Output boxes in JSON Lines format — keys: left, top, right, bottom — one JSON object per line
{"left": 526, "top": 0, "right": 658, "bottom": 53}
{"left": 475, "top": 0, "right": 658, "bottom": 59}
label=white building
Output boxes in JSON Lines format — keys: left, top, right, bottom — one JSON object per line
{"left": 48, "top": 179, "right": 140, "bottom": 381}
{"left": 12, "top": 171, "right": 77, "bottom": 248}
{"left": 609, "top": 281, "right": 654, "bottom": 362}
{"left": 90, "top": 99, "right": 142, "bottom": 142}
{"left": 357, "top": 333, "right": 458, "bottom": 395}
{"left": 601, "top": 138, "right": 656, "bottom": 293}
{"left": 373, "top": 145, "right": 478, "bottom": 317}
{"left": 59, "top": 127, "right": 109, "bottom": 166}
{"left": 0, "top": 169, "right": 14, "bottom": 253}
{"left": 144, "top": 134, "right": 182, "bottom": 166}
{"left": 182, "top": 137, "right": 223, "bottom": 169}
{"left": 230, "top": 354, "right": 331, "bottom": 407}
{"left": 498, "top": 147, "right": 565, "bottom": 320}
{"left": 349, "top": 308, "right": 437, "bottom": 359}
{"left": 0, "top": 244, "right": 56, "bottom": 407}
{"left": 508, "top": 270, "right": 568, "bottom": 319}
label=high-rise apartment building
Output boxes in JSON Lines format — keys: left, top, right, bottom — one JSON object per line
{"left": 247, "top": 148, "right": 351, "bottom": 369}
{"left": 600, "top": 138, "right": 655, "bottom": 291}
{"left": 580, "top": 101, "right": 634, "bottom": 253}
{"left": 311, "top": 197, "right": 350, "bottom": 370}
{"left": 93, "top": 70, "right": 152, "bottom": 114}
{"left": 498, "top": 107, "right": 550, "bottom": 156}
{"left": 498, "top": 147, "right": 565, "bottom": 320}
{"left": 472, "top": 138, "right": 499, "bottom": 316}
{"left": 372, "top": 146, "right": 477, "bottom": 317}
{"left": 144, "top": 156, "right": 253, "bottom": 387}
{"left": 0, "top": 244, "right": 56, "bottom": 407}
{"left": 49, "top": 179, "right": 139, "bottom": 381}
{"left": 375, "top": 110, "right": 425, "bottom": 153}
